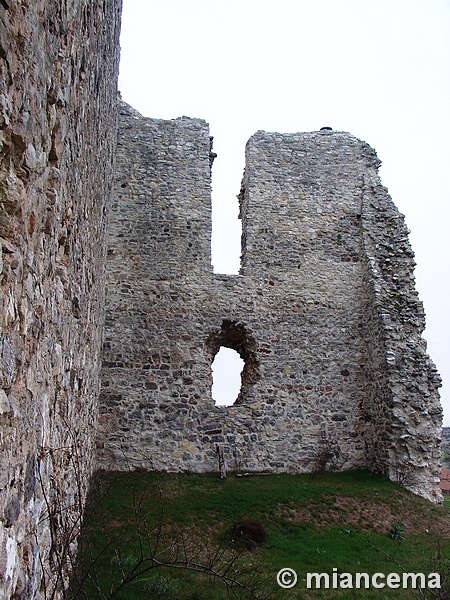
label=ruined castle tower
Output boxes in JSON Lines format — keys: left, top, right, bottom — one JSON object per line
{"left": 0, "top": 1, "right": 442, "bottom": 598}
{"left": 98, "top": 102, "right": 442, "bottom": 502}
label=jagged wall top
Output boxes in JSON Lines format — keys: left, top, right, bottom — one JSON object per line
{"left": 239, "top": 128, "right": 381, "bottom": 276}
{"left": 113, "top": 102, "right": 212, "bottom": 278}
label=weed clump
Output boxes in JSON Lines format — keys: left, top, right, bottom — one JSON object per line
{"left": 389, "top": 521, "right": 405, "bottom": 540}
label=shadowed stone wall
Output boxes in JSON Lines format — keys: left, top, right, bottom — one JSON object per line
{"left": 98, "top": 104, "right": 442, "bottom": 502}
{"left": 0, "top": 1, "right": 121, "bottom": 597}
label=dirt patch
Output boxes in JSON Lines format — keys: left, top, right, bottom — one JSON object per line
{"left": 107, "top": 518, "right": 131, "bottom": 530}
{"left": 276, "top": 495, "right": 450, "bottom": 537}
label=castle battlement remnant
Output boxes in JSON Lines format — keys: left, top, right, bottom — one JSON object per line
{"left": 98, "top": 101, "right": 441, "bottom": 500}
{"left": 0, "top": 2, "right": 442, "bottom": 598}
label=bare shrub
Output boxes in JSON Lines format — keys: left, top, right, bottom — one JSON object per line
{"left": 230, "top": 519, "right": 268, "bottom": 550}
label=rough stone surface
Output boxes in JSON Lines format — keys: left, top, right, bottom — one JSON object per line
{"left": 0, "top": 2, "right": 443, "bottom": 595}
{"left": 0, "top": 1, "right": 121, "bottom": 598}
{"left": 98, "top": 104, "right": 442, "bottom": 503}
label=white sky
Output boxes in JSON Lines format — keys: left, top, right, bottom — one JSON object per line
{"left": 118, "top": 0, "right": 450, "bottom": 421}
{"left": 212, "top": 347, "right": 244, "bottom": 406}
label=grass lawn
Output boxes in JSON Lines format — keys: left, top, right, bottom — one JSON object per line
{"left": 70, "top": 470, "right": 450, "bottom": 599}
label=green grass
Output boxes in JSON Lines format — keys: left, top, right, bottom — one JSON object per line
{"left": 70, "top": 470, "right": 450, "bottom": 599}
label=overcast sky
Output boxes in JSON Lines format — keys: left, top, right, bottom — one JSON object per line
{"left": 118, "top": 0, "right": 450, "bottom": 421}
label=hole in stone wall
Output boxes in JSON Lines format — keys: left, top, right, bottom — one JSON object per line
{"left": 206, "top": 320, "right": 259, "bottom": 406}
{"left": 212, "top": 347, "right": 244, "bottom": 406}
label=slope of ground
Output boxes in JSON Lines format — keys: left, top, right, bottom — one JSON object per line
{"left": 70, "top": 470, "right": 450, "bottom": 599}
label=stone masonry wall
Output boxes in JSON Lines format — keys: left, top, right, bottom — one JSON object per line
{"left": 360, "top": 177, "right": 442, "bottom": 498}
{"left": 98, "top": 105, "right": 442, "bottom": 502}
{"left": 0, "top": 1, "right": 121, "bottom": 598}
{"left": 0, "top": 1, "right": 442, "bottom": 592}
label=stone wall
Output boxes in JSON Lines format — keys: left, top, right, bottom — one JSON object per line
{"left": 0, "top": 1, "right": 121, "bottom": 597}
{"left": 360, "top": 176, "right": 442, "bottom": 497}
{"left": 98, "top": 106, "right": 442, "bottom": 502}
{"left": 0, "top": 1, "right": 443, "bottom": 592}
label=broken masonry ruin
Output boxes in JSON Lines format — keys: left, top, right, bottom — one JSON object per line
{"left": 0, "top": 1, "right": 442, "bottom": 597}
{"left": 98, "top": 102, "right": 442, "bottom": 503}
